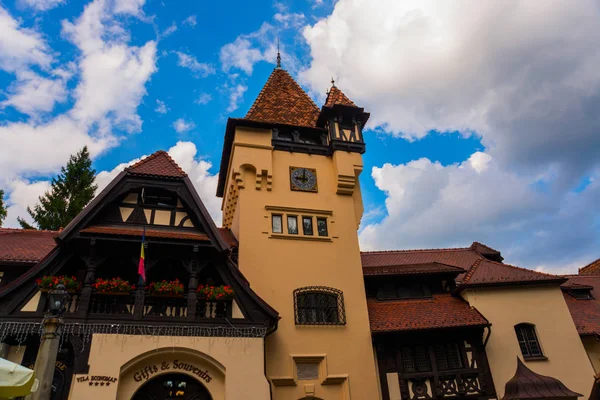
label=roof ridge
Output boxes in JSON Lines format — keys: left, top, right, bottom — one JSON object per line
{"left": 470, "top": 241, "right": 500, "bottom": 253}
{"left": 482, "top": 258, "right": 560, "bottom": 278}
{"left": 126, "top": 150, "right": 187, "bottom": 178}
{"left": 0, "top": 228, "right": 59, "bottom": 234}
{"left": 361, "top": 247, "right": 472, "bottom": 255}
{"left": 462, "top": 257, "right": 484, "bottom": 284}
{"left": 580, "top": 257, "right": 600, "bottom": 273}
{"left": 324, "top": 85, "right": 357, "bottom": 108}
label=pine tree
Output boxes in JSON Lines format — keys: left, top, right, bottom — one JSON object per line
{"left": 0, "top": 190, "right": 7, "bottom": 227}
{"left": 19, "top": 147, "right": 97, "bottom": 230}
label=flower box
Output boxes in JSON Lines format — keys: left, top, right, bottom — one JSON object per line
{"left": 147, "top": 279, "right": 185, "bottom": 297}
{"left": 93, "top": 277, "right": 134, "bottom": 294}
{"left": 37, "top": 276, "right": 80, "bottom": 292}
{"left": 197, "top": 285, "right": 234, "bottom": 301}
{"left": 94, "top": 292, "right": 132, "bottom": 296}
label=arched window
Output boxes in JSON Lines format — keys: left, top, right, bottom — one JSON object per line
{"left": 514, "top": 323, "right": 544, "bottom": 359}
{"left": 293, "top": 287, "right": 346, "bottom": 325}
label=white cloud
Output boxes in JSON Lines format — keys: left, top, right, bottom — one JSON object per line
{"left": 4, "top": 179, "right": 52, "bottom": 228}
{"left": 113, "top": 0, "right": 146, "bottom": 17}
{"left": 219, "top": 16, "right": 303, "bottom": 75}
{"left": 359, "top": 153, "right": 600, "bottom": 272}
{"left": 182, "top": 15, "right": 197, "bottom": 27}
{"left": 1, "top": 70, "right": 69, "bottom": 116}
{"left": 155, "top": 99, "right": 169, "bottom": 114}
{"left": 226, "top": 84, "right": 247, "bottom": 113}
{"left": 161, "top": 22, "right": 177, "bottom": 37}
{"left": 174, "top": 51, "right": 215, "bottom": 77}
{"left": 301, "top": 0, "right": 600, "bottom": 271}
{"left": 0, "top": 0, "right": 156, "bottom": 182}
{"left": 0, "top": 6, "right": 54, "bottom": 73}
{"left": 301, "top": 0, "right": 600, "bottom": 181}
{"left": 172, "top": 118, "right": 195, "bottom": 133}
{"left": 220, "top": 37, "right": 264, "bottom": 75}
{"left": 18, "top": 0, "right": 65, "bottom": 11}
{"left": 195, "top": 93, "right": 212, "bottom": 105}
{"left": 167, "top": 141, "right": 221, "bottom": 223}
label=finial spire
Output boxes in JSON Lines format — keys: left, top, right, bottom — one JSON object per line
{"left": 331, "top": 77, "right": 336, "bottom": 87}
{"left": 276, "top": 37, "right": 281, "bottom": 69}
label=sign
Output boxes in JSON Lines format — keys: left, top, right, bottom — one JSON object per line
{"left": 132, "top": 360, "right": 212, "bottom": 384}
{"left": 76, "top": 375, "right": 118, "bottom": 387}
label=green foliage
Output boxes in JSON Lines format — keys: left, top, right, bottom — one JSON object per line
{"left": 21, "top": 147, "right": 97, "bottom": 230}
{"left": 0, "top": 190, "right": 6, "bottom": 227}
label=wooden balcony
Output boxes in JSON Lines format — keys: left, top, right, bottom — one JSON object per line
{"left": 40, "top": 291, "right": 233, "bottom": 321}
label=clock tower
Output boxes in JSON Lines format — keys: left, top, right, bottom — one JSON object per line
{"left": 217, "top": 66, "right": 379, "bottom": 399}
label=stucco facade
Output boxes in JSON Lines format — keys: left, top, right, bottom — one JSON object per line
{"left": 461, "top": 285, "right": 596, "bottom": 398}
{"left": 222, "top": 125, "right": 380, "bottom": 399}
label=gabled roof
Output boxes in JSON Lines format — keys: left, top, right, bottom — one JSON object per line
{"left": 324, "top": 85, "right": 357, "bottom": 108}
{"left": 245, "top": 68, "right": 320, "bottom": 128}
{"left": 0, "top": 228, "right": 58, "bottom": 263}
{"left": 579, "top": 258, "right": 600, "bottom": 275}
{"left": 502, "top": 358, "right": 582, "bottom": 399}
{"left": 125, "top": 150, "right": 187, "bottom": 179}
{"left": 367, "top": 293, "right": 489, "bottom": 333}
{"left": 460, "top": 258, "right": 565, "bottom": 288}
{"left": 363, "top": 262, "right": 465, "bottom": 277}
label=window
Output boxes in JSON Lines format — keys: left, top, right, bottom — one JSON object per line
{"left": 294, "top": 287, "right": 346, "bottom": 325}
{"left": 571, "top": 289, "right": 593, "bottom": 300}
{"left": 434, "top": 343, "right": 463, "bottom": 370}
{"left": 296, "top": 363, "right": 319, "bottom": 380}
{"left": 316, "top": 218, "right": 328, "bottom": 236}
{"left": 302, "top": 217, "right": 313, "bottom": 235}
{"left": 400, "top": 346, "right": 431, "bottom": 373}
{"left": 515, "top": 323, "right": 544, "bottom": 358}
{"left": 376, "top": 283, "right": 432, "bottom": 300}
{"left": 142, "top": 188, "right": 177, "bottom": 207}
{"left": 287, "top": 216, "right": 298, "bottom": 234}
{"left": 272, "top": 215, "right": 283, "bottom": 233}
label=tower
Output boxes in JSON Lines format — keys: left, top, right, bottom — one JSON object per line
{"left": 217, "top": 67, "right": 379, "bottom": 399}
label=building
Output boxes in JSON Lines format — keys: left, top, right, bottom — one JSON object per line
{"left": 0, "top": 64, "right": 597, "bottom": 400}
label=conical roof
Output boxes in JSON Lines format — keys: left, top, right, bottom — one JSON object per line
{"left": 125, "top": 150, "right": 187, "bottom": 179}
{"left": 245, "top": 69, "right": 320, "bottom": 127}
{"left": 503, "top": 358, "right": 582, "bottom": 399}
{"left": 324, "top": 85, "right": 357, "bottom": 108}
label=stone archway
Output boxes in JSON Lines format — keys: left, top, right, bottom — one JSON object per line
{"left": 116, "top": 347, "right": 225, "bottom": 400}
{"left": 131, "top": 372, "right": 212, "bottom": 400}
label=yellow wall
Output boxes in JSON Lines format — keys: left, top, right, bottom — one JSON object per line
{"left": 223, "top": 126, "right": 380, "bottom": 399}
{"left": 68, "top": 334, "right": 270, "bottom": 400}
{"left": 462, "top": 285, "right": 595, "bottom": 398}
{"left": 582, "top": 336, "right": 600, "bottom": 374}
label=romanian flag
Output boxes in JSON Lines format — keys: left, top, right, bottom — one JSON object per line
{"left": 138, "top": 228, "right": 146, "bottom": 285}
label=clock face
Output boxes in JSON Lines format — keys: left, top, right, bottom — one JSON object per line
{"left": 290, "top": 167, "right": 318, "bottom": 192}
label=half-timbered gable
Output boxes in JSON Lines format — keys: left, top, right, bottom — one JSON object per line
{"left": 0, "top": 151, "right": 278, "bottom": 400}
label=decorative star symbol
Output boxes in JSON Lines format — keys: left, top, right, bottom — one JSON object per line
{"left": 94, "top": 382, "right": 99, "bottom": 386}
{"left": 89, "top": 382, "right": 93, "bottom": 386}
{"left": 100, "top": 382, "right": 105, "bottom": 386}
{"left": 106, "top": 383, "right": 111, "bottom": 387}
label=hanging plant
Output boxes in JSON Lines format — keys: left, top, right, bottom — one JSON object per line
{"left": 36, "top": 276, "right": 80, "bottom": 292}
{"left": 197, "top": 285, "right": 234, "bottom": 301}
{"left": 92, "top": 277, "right": 134, "bottom": 294}
{"left": 148, "top": 279, "right": 185, "bottom": 297}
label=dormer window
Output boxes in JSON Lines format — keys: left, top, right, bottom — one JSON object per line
{"left": 376, "top": 282, "right": 432, "bottom": 300}
{"left": 571, "top": 289, "right": 593, "bottom": 300}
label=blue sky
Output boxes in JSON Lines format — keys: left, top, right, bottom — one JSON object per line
{"left": 1, "top": 0, "right": 599, "bottom": 273}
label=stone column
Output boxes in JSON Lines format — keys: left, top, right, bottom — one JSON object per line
{"left": 28, "top": 317, "right": 62, "bottom": 400}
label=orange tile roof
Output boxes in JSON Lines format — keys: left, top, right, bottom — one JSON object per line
{"left": 126, "top": 150, "right": 187, "bottom": 179}
{"left": 461, "top": 258, "right": 564, "bottom": 287}
{"left": 363, "top": 262, "right": 464, "bottom": 276}
{"left": 361, "top": 247, "right": 481, "bottom": 271}
{"left": 324, "top": 85, "right": 356, "bottom": 108}
{"left": 245, "top": 69, "right": 320, "bottom": 127}
{"left": 562, "top": 275, "right": 600, "bottom": 336}
{"left": 80, "top": 226, "right": 209, "bottom": 241}
{"left": 367, "top": 294, "right": 488, "bottom": 333}
{"left": 579, "top": 258, "right": 600, "bottom": 275}
{"left": 0, "top": 228, "right": 57, "bottom": 263}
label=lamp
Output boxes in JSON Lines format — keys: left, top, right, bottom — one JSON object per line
{"left": 47, "top": 284, "right": 69, "bottom": 317}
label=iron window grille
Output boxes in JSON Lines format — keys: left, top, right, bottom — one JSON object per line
{"left": 515, "top": 323, "right": 544, "bottom": 358}
{"left": 294, "top": 286, "right": 346, "bottom": 325}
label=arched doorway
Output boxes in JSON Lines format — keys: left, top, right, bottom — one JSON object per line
{"left": 131, "top": 373, "right": 212, "bottom": 400}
